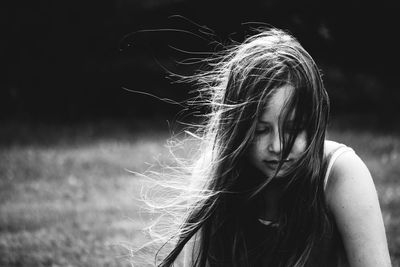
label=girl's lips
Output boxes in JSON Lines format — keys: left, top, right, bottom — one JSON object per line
{"left": 264, "top": 159, "right": 293, "bottom": 169}
{"left": 264, "top": 159, "right": 292, "bottom": 164}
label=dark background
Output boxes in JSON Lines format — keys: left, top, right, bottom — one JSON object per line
{"left": 3, "top": 0, "right": 399, "bottom": 125}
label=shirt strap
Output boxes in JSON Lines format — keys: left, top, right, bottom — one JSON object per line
{"left": 324, "top": 145, "right": 355, "bottom": 191}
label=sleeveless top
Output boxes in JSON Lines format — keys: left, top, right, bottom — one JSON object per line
{"left": 257, "top": 140, "right": 355, "bottom": 266}
{"left": 184, "top": 141, "right": 356, "bottom": 266}
{"left": 309, "top": 140, "right": 354, "bottom": 267}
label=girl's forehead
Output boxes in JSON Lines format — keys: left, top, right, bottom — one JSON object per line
{"left": 259, "top": 84, "right": 295, "bottom": 122}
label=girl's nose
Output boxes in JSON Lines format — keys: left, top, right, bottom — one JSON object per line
{"left": 267, "top": 132, "right": 282, "bottom": 155}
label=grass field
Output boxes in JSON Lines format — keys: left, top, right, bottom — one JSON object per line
{"left": 0, "top": 119, "right": 399, "bottom": 266}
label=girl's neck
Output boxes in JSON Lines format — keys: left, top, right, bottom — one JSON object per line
{"left": 259, "top": 181, "right": 284, "bottom": 222}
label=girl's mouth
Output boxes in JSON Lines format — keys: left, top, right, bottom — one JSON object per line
{"left": 265, "top": 160, "right": 279, "bottom": 165}
{"left": 264, "top": 159, "right": 293, "bottom": 168}
{"left": 265, "top": 159, "right": 292, "bottom": 164}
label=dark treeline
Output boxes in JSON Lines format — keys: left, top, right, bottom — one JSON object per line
{"left": 3, "top": 0, "right": 399, "bottom": 124}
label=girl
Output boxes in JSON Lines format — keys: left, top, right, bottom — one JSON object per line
{"left": 141, "top": 28, "right": 392, "bottom": 266}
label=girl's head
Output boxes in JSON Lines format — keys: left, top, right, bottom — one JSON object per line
{"left": 202, "top": 28, "right": 329, "bottom": 191}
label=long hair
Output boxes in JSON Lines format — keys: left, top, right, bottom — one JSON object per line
{"left": 141, "top": 27, "right": 330, "bottom": 267}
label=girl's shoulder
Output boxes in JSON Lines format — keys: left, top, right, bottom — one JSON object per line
{"left": 323, "top": 140, "right": 354, "bottom": 158}
{"left": 323, "top": 139, "right": 376, "bottom": 211}
{"left": 322, "top": 142, "right": 392, "bottom": 266}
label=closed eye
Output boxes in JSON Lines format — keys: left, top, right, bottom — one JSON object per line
{"left": 255, "top": 129, "right": 268, "bottom": 134}
{"left": 255, "top": 123, "right": 272, "bottom": 135}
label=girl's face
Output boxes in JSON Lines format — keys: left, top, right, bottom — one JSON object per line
{"left": 247, "top": 84, "right": 307, "bottom": 178}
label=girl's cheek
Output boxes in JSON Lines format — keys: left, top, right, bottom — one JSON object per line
{"left": 249, "top": 135, "right": 260, "bottom": 148}
{"left": 256, "top": 137, "right": 269, "bottom": 156}
{"left": 294, "top": 132, "right": 308, "bottom": 153}
{"left": 248, "top": 137, "right": 263, "bottom": 157}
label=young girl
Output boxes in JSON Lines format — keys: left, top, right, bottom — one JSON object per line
{"left": 141, "top": 28, "right": 392, "bottom": 267}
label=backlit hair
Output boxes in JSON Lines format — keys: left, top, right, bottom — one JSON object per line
{"left": 137, "top": 27, "right": 330, "bottom": 267}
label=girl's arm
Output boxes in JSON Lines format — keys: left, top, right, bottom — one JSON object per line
{"left": 183, "top": 236, "right": 196, "bottom": 267}
{"left": 325, "top": 151, "right": 392, "bottom": 267}
{"left": 183, "top": 230, "right": 205, "bottom": 267}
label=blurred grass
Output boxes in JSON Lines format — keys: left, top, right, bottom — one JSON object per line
{"left": 0, "top": 118, "right": 399, "bottom": 266}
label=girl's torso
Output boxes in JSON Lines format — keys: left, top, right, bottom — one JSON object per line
{"left": 254, "top": 140, "right": 353, "bottom": 266}
{"left": 184, "top": 140, "right": 354, "bottom": 266}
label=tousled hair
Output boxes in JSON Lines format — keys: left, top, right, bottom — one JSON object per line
{"left": 137, "top": 27, "right": 330, "bottom": 267}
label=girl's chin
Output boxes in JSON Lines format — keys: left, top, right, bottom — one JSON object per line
{"left": 243, "top": 161, "right": 290, "bottom": 181}
{"left": 262, "top": 167, "right": 290, "bottom": 180}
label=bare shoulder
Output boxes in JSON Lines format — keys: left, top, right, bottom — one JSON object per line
{"left": 324, "top": 144, "right": 392, "bottom": 266}
{"left": 325, "top": 148, "right": 374, "bottom": 206}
